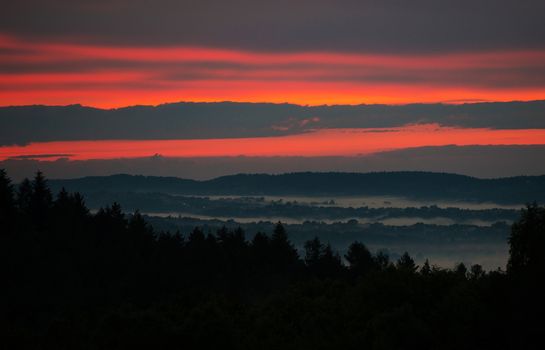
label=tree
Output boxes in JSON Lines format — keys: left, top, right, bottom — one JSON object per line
{"left": 321, "top": 243, "right": 343, "bottom": 275}
{"left": 271, "top": 222, "right": 288, "bottom": 245}
{"left": 30, "top": 171, "right": 53, "bottom": 229}
{"left": 374, "top": 250, "right": 391, "bottom": 270}
{"left": 345, "top": 241, "right": 375, "bottom": 276}
{"left": 251, "top": 232, "right": 272, "bottom": 272}
{"left": 304, "top": 237, "right": 343, "bottom": 277}
{"left": 1, "top": 168, "right": 530, "bottom": 349}
{"left": 53, "top": 188, "right": 75, "bottom": 222}
{"left": 506, "top": 203, "right": 545, "bottom": 349}
{"left": 396, "top": 252, "right": 417, "bottom": 272}
{"left": 188, "top": 227, "right": 206, "bottom": 246}
{"left": 454, "top": 262, "right": 468, "bottom": 278}
{"left": 420, "top": 259, "right": 432, "bottom": 276}
{"left": 507, "top": 202, "right": 545, "bottom": 276}
{"left": 17, "top": 178, "right": 33, "bottom": 215}
{"left": 0, "top": 169, "right": 15, "bottom": 231}
{"left": 304, "top": 236, "right": 322, "bottom": 267}
{"left": 270, "top": 222, "right": 299, "bottom": 269}
{"left": 469, "top": 264, "right": 484, "bottom": 280}
{"left": 251, "top": 232, "right": 269, "bottom": 251}
{"left": 95, "top": 202, "right": 126, "bottom": 232}
{"left": 216, "top": 225, "right": 229, "bottom": 243}
{"left": 128, "top": 210, "right": 156, "bottom": 258}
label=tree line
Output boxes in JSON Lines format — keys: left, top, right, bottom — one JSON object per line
{"left": 1, "top": 170, "right": 544, "bottom": 349}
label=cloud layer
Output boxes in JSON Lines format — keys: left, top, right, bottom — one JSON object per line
{"left": 2, "top": 101, "right": 545, "bottom": 146}
{"left": 3, "top": 0, "right": 545, "bottom": 107}
{"left": 2, "top": 33, "right": 545, "bottom": 106}
{"left": 3, "top": 124, "right": 545, "bottom": 161}
{"left": 3, "top": 1, "right": 545, "bottom": 53}
{"left": 1, "top": 2, "right": 544, "bottom": 179}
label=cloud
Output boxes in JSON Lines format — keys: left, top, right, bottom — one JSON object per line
{"left": 1, "top": 35, "right": 545, "bottom": 107}
{"left": 8, "top": 153, "right": 74, "bottom": 160}
{"left": 2, "top": 101, "right": 545, "bottom": 146}
{"left": 1, "top": 1, "right": 544, "bottom": 53}
{"left": 6, "top": 124, "right": 545, "bottom": 160}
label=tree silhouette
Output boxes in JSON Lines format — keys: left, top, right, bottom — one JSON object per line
{"left": 17, "top": 178, "right": 32, "bottom": 216}
{"left": 506, "top": 203, "right": 545, "bottom": 349}
{"left": 128, "top": 210, "right": 156, "bottom": 259}
{"left": 320, "top": 242, "right": 343, "bottom": 276}
{"left": 270, "top": 222, "right": 299, "bottom": 271}
{"left": 0, "top": 169, "right": 15, "bottom": 231}
{"left": 304, "top": 236, "right": 322, "bottom": 267}
{"left": 1, "top": 168, "right": 543, "bottom": 349}
{"left": 374, "top": 250, "right": 391, "bottom": 271}
{"left": 396, "top": 252, "right": 418, "bottom": 272}
{"left": 30, "top": 171, "right": 53, "bottom": 229}
{"left": 345, "top": 241, "right": 375, "bottom": 276}
{"left": 304, "top": 236, "right": 343, "bottom": 277}
{"left": 469, "top": 264, "right": 484, "bottom": 279}
{"left": 454, "top": 262, "right": 468, "bottom": 278}
{"left": 420, "top": 259, "right": 432, "bottom": 276}
{"left": 508, "top": 202, "right": 545, "bottom": 276}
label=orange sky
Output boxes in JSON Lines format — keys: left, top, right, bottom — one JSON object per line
{"left": 3, "top": 124, "right": 545, "bottom": 161}
{"left": 2, "top": 34, "right": 545, "bottom": 107}
{"left": 2, "top": 35, "right": 545, "bottom": 162}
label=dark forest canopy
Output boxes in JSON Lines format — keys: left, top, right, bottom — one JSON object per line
{"left": 1, "top": 169, "right": 544, "bottom": 349}
{"left": 48, "top": 171, "right": 545, "bottom": 204}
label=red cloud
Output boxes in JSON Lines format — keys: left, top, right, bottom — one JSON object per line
{"left": 2, "top": 124, "right": 545, "bottom": 161}
{"left": 2, "top": 34, "right": 545, "bottom": 107}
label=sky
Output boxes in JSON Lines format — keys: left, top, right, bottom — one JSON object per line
{"left": 1, "top": 0, "right": 545, "bottom": 179}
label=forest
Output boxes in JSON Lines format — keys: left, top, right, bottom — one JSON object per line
{"left": 1, "top": 169, "right": 544, "bottom": 349}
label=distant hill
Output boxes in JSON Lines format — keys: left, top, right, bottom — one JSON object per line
{"left": 48, "top": 171, "right": 545, "bottom": 204}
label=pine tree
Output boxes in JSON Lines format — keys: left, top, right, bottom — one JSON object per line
{"left": 270, "top": 222, "right": 299, "bottom": 268}
{"left": 420, "top": 259, "right": 432, "bottom": 276}
{"left": 0, "top": 169, "right": 15, "bottom": 231}
{"left": 396, "top": 252, "right": 418, "bottom": 273}
{"left": 345, "top": 241, "right": 375, "bottom": 275}
{"left": 17, "top": 178, "right": 32, "bottom": 215}
{"left": 374, "top": 250, "right": 391, "bottom": 270}
{"left": 304, "top": 236, "right": 323, "bottom": 267}
{"left": 508, "top": 202, "right": 545, "bottom": 276}
{"left": 30, "top": 171, "right": 53, "bottom": 229}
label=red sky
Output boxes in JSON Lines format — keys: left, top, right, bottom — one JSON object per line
{"left": 2, "top": 34, "right": 545, "bottom": 107}
{"left": 1, "top": 1, "right": 545, "bottom": 178}
{"left": 3, "top": 124, "right": 545, "bottom": 161}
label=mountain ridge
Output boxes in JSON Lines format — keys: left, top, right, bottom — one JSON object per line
{"left": 47, "top": 171, "right": 545, "bottom": 203}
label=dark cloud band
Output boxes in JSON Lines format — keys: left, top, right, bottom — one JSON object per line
{"left": 2, "top": 0, "right": 545, "bottom": 53}
{"left": 1, "top": 101, "right": 545, "bottom": 146}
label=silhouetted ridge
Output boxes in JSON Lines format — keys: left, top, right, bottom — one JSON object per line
{"left": 48, "top": 171, "right": 545, "bottom": 203}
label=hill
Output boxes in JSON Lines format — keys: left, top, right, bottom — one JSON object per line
{"left": 48, "top": 171, "right": 545, "bottom": 203}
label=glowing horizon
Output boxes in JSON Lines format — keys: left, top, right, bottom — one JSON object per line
{"left": 3, "top": 124, "right": 545, "bottom": 161}
{"left": 2, "top": 34, "right": 545, "bottom": 108}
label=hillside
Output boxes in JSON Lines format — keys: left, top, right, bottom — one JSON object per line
{"left": 48, "top": 171, "right": 545, "bottom": 203}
